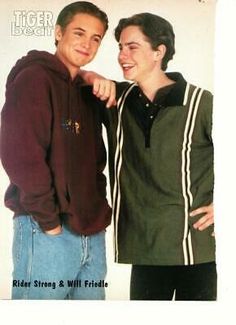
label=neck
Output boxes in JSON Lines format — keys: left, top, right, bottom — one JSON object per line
{"left": 138, "top": 70, "right": 175, "bottom": 102}
{"left": 55, "top": 51, "right": 80, "bottom": 80}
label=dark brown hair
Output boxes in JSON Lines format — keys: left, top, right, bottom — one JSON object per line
{"left": 115, "top": 13, "right": 175, "bottom": 71}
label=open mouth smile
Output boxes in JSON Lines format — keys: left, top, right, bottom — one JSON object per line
{"left": 121, "top": 63, "right": 135, "bottom": 72}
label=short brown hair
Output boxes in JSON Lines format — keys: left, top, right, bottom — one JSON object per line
{"left": 55, "top": 1, "right": 108, "bottom": 46}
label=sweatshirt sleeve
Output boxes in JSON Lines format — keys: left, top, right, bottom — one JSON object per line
{"left": 1, "top": 66, "right": 60, "bottom": 231}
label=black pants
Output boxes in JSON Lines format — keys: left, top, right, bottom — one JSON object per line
{"left": 130, "top": 262, "right": 217, "bottom": 300}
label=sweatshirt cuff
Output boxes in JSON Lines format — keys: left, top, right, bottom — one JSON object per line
{"left": 36, "top": 217, "right": 61, "bottom": 232}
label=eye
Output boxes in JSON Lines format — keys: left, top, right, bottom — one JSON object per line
{"left": 129, "top": 45, "right": 139, "bottom": 50}
{"left": 74, "top": 31, "right": 84, "bottom": 37}
{"left": 93, "top": 37, "right": 101, "bottom": 43}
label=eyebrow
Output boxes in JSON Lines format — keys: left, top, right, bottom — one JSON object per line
{"left": 119, "top": 41, "right": 140, "bottom": 46}
{"left": 118, "top": 41, "right": 141, "bottom": 49}
{"left": 73, "top": 27, "right": 102, "bottom": 39}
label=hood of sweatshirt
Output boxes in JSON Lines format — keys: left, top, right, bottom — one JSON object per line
{"left": 6, "top": 50, "right": 84, "bottom": 89}
{"left": 5, "top": 50, "right": 87, "bottom": 133}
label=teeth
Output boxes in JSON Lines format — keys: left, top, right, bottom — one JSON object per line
{"left": 122, "top": 63, "right": 134, "bottom": 68}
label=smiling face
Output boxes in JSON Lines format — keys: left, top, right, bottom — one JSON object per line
{"left": 118, "top": 25, "right": 162, "bottom": 84}
{"left": 55, "top": 13, "right": 105, "bottom": 79}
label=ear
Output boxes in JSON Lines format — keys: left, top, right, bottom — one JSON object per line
{"left": 154, "top": 44, "right": 167, "bottom": 61}
{"left": 55, "top": 25, "right": 63, "bottom": 43}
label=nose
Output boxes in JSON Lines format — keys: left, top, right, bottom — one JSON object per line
{"left": 81, "top": 38, "right": 90, "bottom": 49}
{"left": 118, "top": 48, "right": 129, "bottom": 61}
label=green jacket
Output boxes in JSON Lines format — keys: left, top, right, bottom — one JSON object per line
{"left": 104, "top": 73, "right": 215, "bottom": 266}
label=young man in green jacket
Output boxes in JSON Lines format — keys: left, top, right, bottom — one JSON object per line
{"left": 89, "top": 12, "right": 216, "bottom": 300}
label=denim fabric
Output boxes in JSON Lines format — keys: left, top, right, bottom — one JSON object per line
{"left": 12, "top": 215, "right": 107, "bottom": 300}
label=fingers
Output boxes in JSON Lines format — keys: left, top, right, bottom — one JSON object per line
{"left": 93, "top": 78, "right": 101, "bottom": 95}
{"left": 189, "top": 203, "right": 213, "bottom": 217}
{"left": 106, "top": 82, "right": 117, "bottom": 108}
{"left": 193, "top": 215, "right": 214, "bottom": 231}
{"left": 93, "top": 79, "right": 107, "bottom": 100}
{"left": 93, "top": 79, "right": 117, "bottom": 108}
{"left": 190, "top": 203, "right": 214, "bottom": 231}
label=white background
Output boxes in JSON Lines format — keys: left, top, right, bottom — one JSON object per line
{"left": 0, "top": 0, "right": 236, "bottom": 323}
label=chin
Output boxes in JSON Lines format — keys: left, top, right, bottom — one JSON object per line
{"left": 123, "top": 74, "right": 135, "bottom": 81}
{"left": 73, "top": 56, "right": 91, "bottom": 67}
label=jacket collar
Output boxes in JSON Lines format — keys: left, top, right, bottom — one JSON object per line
{"left": 132, "top": 72, "right": 187, "bottom": 108}
{"left": 165, "top": 72, "right": 187, "bottom": 107}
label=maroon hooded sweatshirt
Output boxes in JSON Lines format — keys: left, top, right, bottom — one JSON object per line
{"left": 0, "top": 50, "right": 111, "bottom": 234}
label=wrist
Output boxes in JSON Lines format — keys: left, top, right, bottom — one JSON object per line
{"left": 44, "top": 225, "right": 62, "bottom": 235}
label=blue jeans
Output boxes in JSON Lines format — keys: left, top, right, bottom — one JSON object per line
{"left": 12, "top": 215, "right": 107, "bottom": 300}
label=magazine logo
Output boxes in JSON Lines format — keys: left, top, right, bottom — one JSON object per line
{"left": 11, "top": 10, "right": 54, "bottom": 36}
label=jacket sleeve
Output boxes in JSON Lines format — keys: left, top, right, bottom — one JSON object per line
{"left": 0, "top": 66, "right": 60, "bottom": 231}
{"left": 201, "top": 90, "right": 213, "bottom": 142}
{"left": 96, "top": 121, "right": 108, "bottom": 199}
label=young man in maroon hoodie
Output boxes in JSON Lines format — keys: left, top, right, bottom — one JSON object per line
{"left": 0, "top": 1, "right": 114, "bottom": 300}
